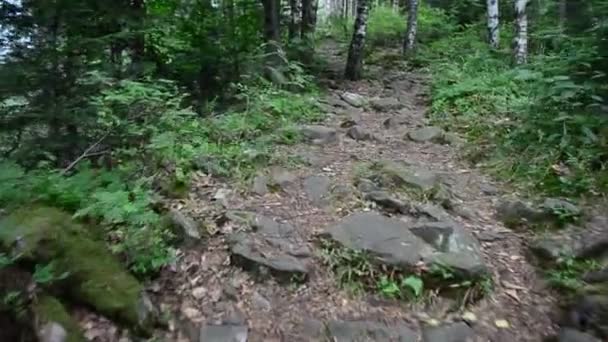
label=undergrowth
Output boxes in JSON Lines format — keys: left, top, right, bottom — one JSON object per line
{"left": 419, "top": 24, "right": 608, "bottom": 197}
{"left": 0, "top": 61, "right": 323, "bottom": 276}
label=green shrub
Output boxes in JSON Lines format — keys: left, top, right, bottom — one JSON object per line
{"left": 368, "top": 5, "right": 407, "bottom": 47}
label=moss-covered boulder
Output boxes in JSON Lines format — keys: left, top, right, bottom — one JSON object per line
{"left": 33, "top": 296, "right": 85, "bottom": 342}
{"left": 0, "top": 207, "right": 157, "bottom": 335}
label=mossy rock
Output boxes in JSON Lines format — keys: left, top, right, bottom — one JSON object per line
{"left": 0, "top": 207, "right": 156, "bottom": 335}
{"left": 33, "top": 296, "right": 85, "bottom": 342}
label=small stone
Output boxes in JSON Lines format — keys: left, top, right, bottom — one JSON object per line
{"left": 364, "top": 191, "right": 411, "bottom": 214}
{"left": 370, "top": 97, "right": 402, "bottom": 112}
{"left": 270, "top": 167, "right": 297, "bottom": 188}
{"left": 422, "top": 322, "right": 474, "bottom": 342}
{"left": 169, "top": 209, "right": 202, "bottom": 244}
{"left": 251, "top": 291, "right": 271, "bottom": 311}
{"left": 304, "top": 175, "right": 331, "bottom": 206}
{"left": 340, "top": 92, "right": 367, "bottom": 107}
{"left": 37, "top": 322, "right": 67, "bottom": 342}
{"left": 252, "top": 175, "right": 269, "bottom": 196}
{"left": 346, "top": 126, "right": 374, "bottom": 141}
{"left": 340, "top": 119, "right": 358, "bottom": 128}
{"left": 443, "top": 132, "right": 465, "bottom": 145}
{"left": 496, "top": 199, "right": 548, "bottom": 227}
{"left": 383, "top": 117, "right": 403, "bottom": 129}
{"left": 406, "top": 126, "right": 445, "bottom": 143}
{"left": 480, "top": 183, "right": 499, "bottom": 195}
{"left": 213, "top": 189, "right": 231, "bottom": 207}
{"left": 298, "top": 125, "right": 338, "bottom": 145}
{"left": 192, "top": 286, "right": 207, "bottom": 300}
{"left": 542, "top": 198, "right": 582, "bottom": 217}
{"left": 198, "top": 324, "right": 248, "bottom": 342}
{"left": 462, "top": 311, "right": 477, "bottom": 324}
{"left": 182, "top": 307, "right": 202, "bottom": 320}
{"left": 494, "top": 319, "right": 510, "bottom": 329}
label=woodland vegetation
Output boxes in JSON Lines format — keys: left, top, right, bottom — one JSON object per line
{"left": 1, "top": 0, "right": 608, "bottom": 340}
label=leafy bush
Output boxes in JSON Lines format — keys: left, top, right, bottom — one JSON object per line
{"left": 367, "top": 5, "right": 407, "bottom": 47}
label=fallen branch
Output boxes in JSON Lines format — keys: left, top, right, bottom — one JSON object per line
{"left": 61, "top": 133, "right": 109, "bottom": 175}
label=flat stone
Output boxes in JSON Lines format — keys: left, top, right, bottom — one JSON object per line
{"left": 383, "top": 117, "right": 404, "bottom": 129}
{"left": 422, "top": 322, "right": 475, "bottom": 342}
{"left": 407, "top": 127, "right": 445, "bottom": 143}
{"left": 479, "top": 183, "right": 499, "bottom": 196}
{"left": 37, "top": 322, "right": 67, "bottom": 342}
{"left": 373, "top": 160, "right": 439, "bottom": 192}
{"left": 364, "top": 191, "right": 411, "bottom": 214}
{"left": 326, "top": 321, "right": 418, "bottom": 342}
{"left": 304, "top": 175, "right": 331, "bottom": 206}
{"left": 169, "top": 209, "right": 202, "bottom": 245}
{"left": 346, "top": 126, "right": 374, "bottom": 141}
{"left": 298, "top": 125, "right": 338, "bottom": 145}
{"left": 252, "top": 175, "right": 269, "bottom": 195}
{"left": 357, "top": 179, "right": 380, "bottom": 193}
{"left": 558, "top": 328, "right": 601, "bottom": 342}
{"left": 495, "top": 199, "right": 548, "bottom": 227}
{"left": 370, "top": 97, "right": 402, "bottom": 112}
{"left": 340, "top": 92, "right": 367, "bottom": 107}
{"left": 251, "top": 291, "right": 271, "bottom": 311}
{"left": 198, "top": 324, "right": 248, "bottom": 342}
{"left": 542, "top": 198, "right": 582, "bottom": 217}
{"left": 324, "top": 212, "right": 487, "bottom": 278}
{"left": 443, "top": 132, "right": 465, "bottom": 146}
{"left": 270, "top": 167, "right": 297, "bottom": 188}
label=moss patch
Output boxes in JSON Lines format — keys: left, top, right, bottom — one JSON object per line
{"left": 33, "top": 296, "right": 85, "bottom": 342}
{"left": 0, "top": 207, "right": 154, "bottom": 334}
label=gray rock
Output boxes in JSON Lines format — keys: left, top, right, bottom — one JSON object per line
{"left": 270, "top": 167, "right": 297, "bottom": 188}
{"left": 340, "top": 92, "right": 367, "bottom": 107}
{"left": 264, "top": 65, "right": 288, "bottom": 86}
{"left": 324, "top": 212, "right": 487, "bottom": 278}
{"left": 410, "top": 221, "right": 487, "bottom": 278}
{"left": 479, "top": 183, "right": 499, "bottom": 196}
{"left": 37, "top": 322, "right": 67, "bottom": 342}
{"left": 357, "top": 179, "right": 380, "bottom": 193}
{"left": 370, "top": 97, "right": 402, "bottom": 112}
{"left": 383, "top": 117, "right": 403, "bottom": 129}
{"left": 227, "top": 212, "right": 310, "bottom": 279}
{"left": 169, "top": 209, "right": 202, "bottom": 244}
{"left": 422, "top": 322, "right": 475, "bottom": 342}
{"left": 495, "top": 199, "right": 548, "bottom": 227}
{"left": 583, "top": 268, "right": 608, "bottom": 283}
{"left": 413, "top": 203, "right": 452, "bottom": 222}
{"left": 326, "top": 321, "right": 418, "bottom": 342}
{"left": 407, "top": 127, "right": 445, "bottom": 143}
{"left": 346, "top": 126, "right": 374, "bottom": 141}
{"left": 443, "top": 132, "right": 465, "bottom": 146}
{"left": 364, "top": 191, "right": 411, "bottom": 214}
{"left": 542, "top": 198, "right": 582, "bottom": 218}
{"left": 558, "top": 328, "right": 601, "bottom": 342}
{"left": 568, "top": 295, "right": 608, "bottom": 338}
{"left": 298, "top": 125, "right": 338, "bottom": 145}
{"left": 340, "top": 119, "right": 358, "bottom": 128}
{"left": 373, "top": 160, "right": 439, "bottom": 192}
{"left": 304, "top": 175, "right": 331, "bottom": 206}
{"left": 198, "top": 324, "right": 248, "bottom": 342}
{"left": 252, "top": 175, "right": 269, "bottom": 196}
{"left": 251, "top": 291, "right": 271, "bottom": 311}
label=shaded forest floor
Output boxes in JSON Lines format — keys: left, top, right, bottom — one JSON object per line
{"left": 79, "top": 41, "right": 569, "bottom": 341}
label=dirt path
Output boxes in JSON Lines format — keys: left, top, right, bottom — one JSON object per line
{"left": 156, "top": 42, "right": 558, "bottom": 341}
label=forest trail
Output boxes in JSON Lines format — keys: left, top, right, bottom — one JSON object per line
{"left": 154, "top": 41, "right": 558, "bottom": 341}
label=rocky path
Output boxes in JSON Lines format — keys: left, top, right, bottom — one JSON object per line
{"left": 155, "top": 43, "right": 564, "bottom": 342}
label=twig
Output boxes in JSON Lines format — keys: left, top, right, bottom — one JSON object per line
{"left": 61, "top": 133, "right": 109, "bottom": 175}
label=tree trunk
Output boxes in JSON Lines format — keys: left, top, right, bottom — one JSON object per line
{"left": 403, "top": 0, "right": 418, "bottom": 55}
{"left": 129, "top": 0, "right": 146, "bottom": 77}
{"left": 262, "top": 0, "right": 281, "bottom": 43}
{"left": 486, "top": 0, "right": 500, "bottom": 49}
{"left": 289, "top": 0, "right": 300, "bottom": 39}
{"left": 513, "top": 0, "right": 529, "bottom": 64}
{"left": 301, "top": 0, "right": 317, "bottom": 37}
{"left": 344, "top": 0, "right": 369, "bottom": 80}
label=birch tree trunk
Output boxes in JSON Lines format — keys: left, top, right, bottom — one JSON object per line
{"left": 486, "top": 0, "right": 500, "bottom": 49}
{"left": 513, "top": 0, "right": 529, "bottom": 64}
{"left": 344, "top": 0, "right": 369, "bottom": 80}
{"left": 403, "top": 0, "right": 418, "bottom": 55}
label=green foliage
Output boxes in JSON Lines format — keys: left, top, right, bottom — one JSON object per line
{"left": 546, "top": 256, "right": 601, "bottom": 292}
{"left": 32, "top": 262, "right": 69, "bottom": 285}
{"left": 367, "top": 6, "right": 407, "bottom": 47}
{"left": 421, "top": 21, "right": 608, "bottom": 197}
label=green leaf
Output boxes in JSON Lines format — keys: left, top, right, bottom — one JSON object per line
{"left": 401, "top": 275, "right": 424, "bottom": 297}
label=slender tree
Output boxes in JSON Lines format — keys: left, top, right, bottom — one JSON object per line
{"left": 513, "top": 0, "right": 529, "bottom": 64}
{"left": 345, "top": 0, "right": 370, "bottom": 80}
{"left": 486, "top": 0, "right": 500, "bottom": 49}
{"left": 289, "top": 0, "right": 300, "bottom": 39}
{"left": 403, "top": 0, "right": 419, "bottom": 55}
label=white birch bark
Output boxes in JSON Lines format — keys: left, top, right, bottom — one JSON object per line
{"left": 513, "top": 0, "right": 528, "bottom": 64}
{"left": 344, "top": 0, "right": 369, "bottom": 80}
{"left": 486, "top": 0, "right": 500, "bottom": 49}
{"left": 403, "top": 0, "right": 418, "bottom": 54}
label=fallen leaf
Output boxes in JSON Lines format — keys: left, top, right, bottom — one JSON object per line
{"left": 462, "top": 311, "right": 477, "bottom": 323}
{"left": 504, "top": 289, "right": 521, "bottom": 303}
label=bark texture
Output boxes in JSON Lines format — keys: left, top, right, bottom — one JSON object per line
{"left": 486, "top": 0, "right": 500, "bottom": 49}
{"left": 513, "top": 0, "right": 529, "bottom": 64}
{"left": 345, "top": 0, "right": 369, "bottom": 80}
{"left": 403, "top": 0, "right": 419, "bottom": 55}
